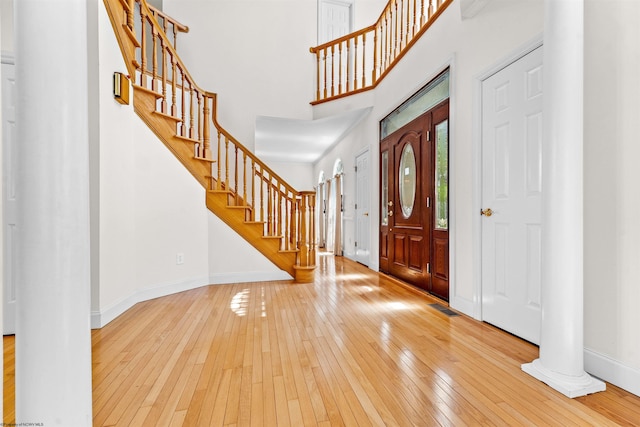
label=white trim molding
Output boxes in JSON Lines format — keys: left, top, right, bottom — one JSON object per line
{"left": 1, "top": 52, "right": 15, "bottom": 64}
{"left": 91, "top": 275, "right": 211, "bottom": 328}
{"left": 584, "top": 348, "right": 640, "bottom": 397}
{"left": 471, "top": 34, "right": 543, "bottom": 321}
{"left": 91, "top": 270, "right": 292, "bottom": 328}
{"left": 209, "top": 270, "right": 292, "bottom": 285}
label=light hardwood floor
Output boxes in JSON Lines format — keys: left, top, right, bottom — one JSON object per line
{"left": 4, "top": 255, "right": 640, "bottom": 425}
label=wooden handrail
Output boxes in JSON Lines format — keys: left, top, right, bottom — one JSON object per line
{"left": 147, "top": 4, "right": 189, "bottom": 33}
{"left": 208, "top": 92, "right": 299, "bottom": 198}
{"left": 106, "top": 0, "right": 316, "bottom": 275}
{"left": 309, "top": 24, "right": 376, "bottom": 53}
{"left": 147, "top": 3, "right": 188, "bottom": 49}
{"left": 309, "top": 0, "right": 453, "bottom": 104}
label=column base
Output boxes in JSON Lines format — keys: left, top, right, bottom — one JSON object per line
{"left": 522, "top": 359, "right": 606, "bottom": 398}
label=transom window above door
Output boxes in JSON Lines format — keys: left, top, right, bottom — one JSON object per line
{"left": 381, "top": 69, "right": 450, "bottom": 139}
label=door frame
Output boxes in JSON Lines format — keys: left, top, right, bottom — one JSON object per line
{"left": 373, "top": 60, "right": 457, "bottom": 299}
{"left": 354, "top": 146, "right": 371, "bottom": 266}
{"left": 2, "top": 52, "right": 14, "bottom": 335}
{"left": 472, "top": 36, "right": 543, "bottom": 320}
{"left": 317, "top": 0, "right": 353, "bottom": 45}
{"left": 377, "top": 64, "right": 455, "bottom": 301}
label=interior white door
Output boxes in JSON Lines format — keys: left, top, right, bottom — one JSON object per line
{"left": 355, "top": 150, "right": 370, "bottom": 266}
{"left": 2, "top": 58, "right": 17, "bottom": 335}
{"left": 319, "top": 0, "right": 352, "bottom": 44}
{"left": 481, "top": 46, "right": 543, "bottom": 344}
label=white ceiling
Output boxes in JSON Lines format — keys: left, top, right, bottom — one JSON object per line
{"left": 255, "top": 107, "right": 372, "bottom": 163}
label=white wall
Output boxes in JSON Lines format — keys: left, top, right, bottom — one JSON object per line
{"left": 0, "top": 0, "right": 12, "bottom": 53}
{"left": 164, "top": 0, "right": 317, "bottom": 149}
{"left": 313, "top": 109, "right": 374, "bottom": 262}
{"left": 313, "top": 0, "right": 544, "bottom": 311}
{"left": 0, "top": 1, "right": 4, "bottom": 417}
{"left": 353, "top": 0, "right": 388, "bottom": 29}
{"left": 208, "top": 212, "right": 290, "bottom": 283}
{"left": 313, "top": 0, "right": 640, "bottom": 395}
{"left": 93, "top": 2, "right": 294, "bottom": 326}
{"left": 264, "top": 160, "right": 315, "bottom": 191}
{"left": 584, "top": 0, "right": 640, "bottom": 389}
{"left": 94, "top": 4, "right": 210, "bottom": 326}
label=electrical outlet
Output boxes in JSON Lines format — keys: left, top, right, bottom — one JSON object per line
{"left": 176, "top": 253, "right": 184, "bottom": 265}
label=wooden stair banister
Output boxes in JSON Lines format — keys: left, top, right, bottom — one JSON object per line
{"left": 146, "top": 3, "right": 189, "bottom": 50}
{"left": 103, "top": 0, "right": 316, "bottom": 281}
{"left": 309, "top": 0, "right": 453, "bottom": 104}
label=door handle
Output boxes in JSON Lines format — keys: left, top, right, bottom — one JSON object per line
{"left": 363, "top": 212, "right": 369, "bottom": 216}
{"left": 388, "top": 201, "right": 393, "bottom": 207}
{"left": 481, "top": 208, "right": 493, "bottom": 217}
{"left": 388, "top": 210, "right": 394, "bottom": 217}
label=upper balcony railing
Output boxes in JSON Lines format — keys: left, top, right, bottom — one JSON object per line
{"left": 309, "top": 0, "right": 452, "bottom": 104}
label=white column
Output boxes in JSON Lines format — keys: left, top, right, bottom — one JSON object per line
{"left": 521, "top": 0, "right": 605, "bottom": 398}
{"left": 0, "top": 4, "right": 4, "bottom": 420}
{"left": 15, "top": 0, "right": 92, "bottom": 424}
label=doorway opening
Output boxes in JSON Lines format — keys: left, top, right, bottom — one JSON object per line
{"left": 318, "top": 0, "right": 353, "bottom": 44}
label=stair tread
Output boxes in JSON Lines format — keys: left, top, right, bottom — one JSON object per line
{"left": 133, "top": 84, "right": 162, "bottom": 99}
{"left": 107, "top": 0, "right": 313, "bottom": 281}
{"left": 194, "top": 156, "right": 216, "bottom": 163}
{"left": 175, "top": 134, "right": 201, "bottom": 144}
{"left": 152, "top": 110, "right": 181, "bottom": 122}
{"left": 207, "top": 190, "right": 233, "bottom": 195}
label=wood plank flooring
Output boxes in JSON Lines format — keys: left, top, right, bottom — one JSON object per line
{"left": 4, "top": 255, "right": 640, "bottom": 425}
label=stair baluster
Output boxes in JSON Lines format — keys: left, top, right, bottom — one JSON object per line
{"left": 104, "top": 0, "right": 316, "bottom": 281}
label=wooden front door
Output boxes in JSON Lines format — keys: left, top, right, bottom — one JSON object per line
{"left": 380, "top": 100, "right": 449, "bottom": 300}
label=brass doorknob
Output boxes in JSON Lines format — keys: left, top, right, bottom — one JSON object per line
{"left": 388, "top": 210, "right": 394, "bottom": 217}
{"left": 481, "top": 208, "right": 493, "bottom": 217}
{"left": 388, "top": 201, "right": 393, "bottom": 207}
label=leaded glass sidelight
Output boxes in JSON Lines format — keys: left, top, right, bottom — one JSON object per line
{"left": 435, "top": 120, "right": 448, "bottom": 230}
{"left": 399, "top": 144, "right": 416, "bottom": 218}
{"left": 381, "top": 151, "right": 389, "bottom": 226}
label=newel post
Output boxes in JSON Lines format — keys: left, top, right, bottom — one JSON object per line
{"left": 309, "top": 192, "right": 317, "bottom": 263}
{"left": 293, "top": 191, "right": 316, "bottom": 283}
{"left": 298, "top": 193, "right": 309, "bottom": 268}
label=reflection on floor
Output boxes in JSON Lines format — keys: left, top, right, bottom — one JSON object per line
{"left": 4, "top": 255, "right": 640, "bottom": 426}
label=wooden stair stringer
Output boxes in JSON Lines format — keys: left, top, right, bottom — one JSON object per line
{"left": 206, "top": 191, "right": 297, "bottom": 277}
{"left": 133, "top": 86, "right": 296, "bottom": 279}
{"left": 103, "top": 0, "right": 139, "bottom": 77}
{"left": 104, "top": 0, "right": 304, "bottom": 280}
{"left": 133, "top": 86, "right": 211, "bottom": 189}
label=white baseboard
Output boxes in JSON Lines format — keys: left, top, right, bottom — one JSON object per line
{"left": 450, "top": 295, "right": 479, "bottom": 320}
{"left": 92, "top": 275, "right": 211, "bottom": 329}
{"left": 209, "top": 270, "right": 293, "bottom": 285}
{"left": 209, "top": 270, "right": 292, "bottom": 284}
{"left": 585, "top": 348, "right": 640, "bottom": 397}
{"left": 92, "top": 270, "right": 292, "bottom": 329}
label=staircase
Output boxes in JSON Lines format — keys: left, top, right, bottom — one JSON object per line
{"left": 104, "top": 0, "right": 316, "bottom": 282}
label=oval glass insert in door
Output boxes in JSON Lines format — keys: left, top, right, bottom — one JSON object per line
{"left": 399, "top": 143, "right": 416, "bottom": 218}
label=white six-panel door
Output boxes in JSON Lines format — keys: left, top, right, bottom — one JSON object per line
{"left": 355, "top": 150, "right": 370, "bottom": 266}
{"left": 481, "top": 46, "right": 543, "bottom": 344}
{"left": 319, "top": 0, "right": 352, "bottom": 44}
